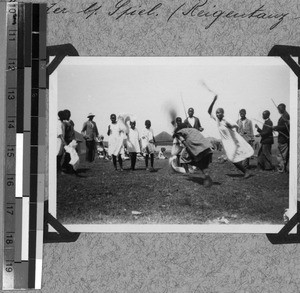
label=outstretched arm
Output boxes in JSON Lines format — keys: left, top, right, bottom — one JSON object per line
{"left": 225, "top": 121, "right": 238, "bottom": 131}
{"left": 208, "top": 95, "right": 218, "bottom": 115}
{"left": 255, "top": 124, "right": 262, "bottom": 133}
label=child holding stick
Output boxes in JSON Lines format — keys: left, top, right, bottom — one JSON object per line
{"left": 208, "top": 95, "right": 254, "bottom": 178}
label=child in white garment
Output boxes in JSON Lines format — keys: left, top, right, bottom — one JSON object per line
{"left": 126, "top": 120, "right": 141, "bottom": 170}
{"left": 141, "top": 120, "right": 156, "bottom": 171}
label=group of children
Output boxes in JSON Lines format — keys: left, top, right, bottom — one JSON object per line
{"left": 57, "top": 93, "right": 290, "bottom": 185}
{"left": 107, "top": 114, "right": 157, "bottom": 171}
{"left": 170, "top": 94, "right": 290, "bottom": 187}
{"left": 57, "top": 110, "right": 166, "bottom": 174}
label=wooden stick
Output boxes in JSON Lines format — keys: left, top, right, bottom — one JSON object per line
{"left": 180, "top": 92, "right": 188, "bottom": 119}
{"left": 252, "top": 118, "right": 289, "bottom": 139}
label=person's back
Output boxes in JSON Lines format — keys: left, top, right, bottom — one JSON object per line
{"left": 64, "top": 120, "right": 75, "bottom": 145}
{"left": 176, "top": 128, "right": 212, "bottom": 157}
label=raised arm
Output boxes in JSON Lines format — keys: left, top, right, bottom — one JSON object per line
{"left": 208, "top": 95, "right": 218, "bottom": 116}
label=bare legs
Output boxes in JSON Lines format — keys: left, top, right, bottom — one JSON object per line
{"left": 112, "top": 154, "right": 123, "bottom": 171}
{"left": 233, "top": 161, "right": 250, "bottom": 178}
{"left": 129, "top": 152, "right": 137, "bottom": 170}
{"left": 202, "top": 168, "right": 213, "bottom": 188}
{"left": 145, "top": 153, "right": 154, "bottom": 170}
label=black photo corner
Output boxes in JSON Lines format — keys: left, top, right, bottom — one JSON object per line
{"left": 44, "top": 43, "right": 80, "bottom": 243}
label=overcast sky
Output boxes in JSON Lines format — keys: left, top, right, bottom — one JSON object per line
{"left": 53, "top": 57, "right": 294, "bottom": 140}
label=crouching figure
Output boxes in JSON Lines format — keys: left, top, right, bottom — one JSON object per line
{"left": 170, "top": 122, "right": 213, "bottom": 188}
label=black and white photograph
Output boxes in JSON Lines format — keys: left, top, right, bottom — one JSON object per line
{"left": 49, "top": 57, "right": 297, "bottom": 233}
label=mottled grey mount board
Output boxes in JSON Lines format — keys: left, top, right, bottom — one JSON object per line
{"left": 12, "top": 0, "right": 300, "bottom": 292}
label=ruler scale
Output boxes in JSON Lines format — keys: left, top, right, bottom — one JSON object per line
{"left": 15, "top": 1, "right": 24, "bottom": 267}
{"left": 23, "top": 5, "right": 32, "bottom": 273}
{"left": 15, "top": 3, "right": 30, "bottom": 289}
{"left": 27, "top": 3, "right": 36, "bottom": 287}
{"left": 2, "top": 2, "right": 47, "bottom": 290}
{"left": 29, "top": 3, "right": 40, "bottom": 289}
{"left": 35, "top": 4, "right": 47, "bottom": 289}
{"left": 3, "top": 2, "right": 19, "bottom": 290}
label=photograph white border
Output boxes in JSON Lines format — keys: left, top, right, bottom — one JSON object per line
{"left": 48, "top": 56, "right": 298, "bottom": 234}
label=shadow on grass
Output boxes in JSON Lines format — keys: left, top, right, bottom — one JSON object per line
{"left": 122, "top": 167, "right": 162, "bottom": 172}
{"left": 74, "top": 173, "right": 87, "bottom": 178}
{"left": 186, "top": 176, "right": 221, "bottom": 186}
{"left": 76, "top": 168, "right": 90, "bottom": 174}
{"left": 226, "top": 173, "right": 255, "bottom": 179}
{"left": 226, "top": 173, "right": 244, "bottom": 178}
{"left": 150, "top": 168, "right": 159, "bottom": 173}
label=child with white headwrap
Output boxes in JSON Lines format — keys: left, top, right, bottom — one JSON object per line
{"left": 126, "top": 116, "right": 141, "bottom": 170}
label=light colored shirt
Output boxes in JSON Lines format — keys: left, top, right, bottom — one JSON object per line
{"left": 236, "top": 118, "right": 254, "bottom": 142}
{"left": 141, "top": 128, "right": 155, "bottom": 154}
{"left": 81, "top": 120, "right": 99, "bottom": 141}
{"left": 108, "top": 123, "right": 125, "bottom": 156}
{"left": 188, "top": 117, "right": 195, "bottom": 128}
{"left": 127, "top": 128, "right": 141, "bottom": 153}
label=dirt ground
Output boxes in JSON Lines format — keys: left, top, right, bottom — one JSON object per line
{"left": 56, "top": 151, "right": 289, "bottom": 226}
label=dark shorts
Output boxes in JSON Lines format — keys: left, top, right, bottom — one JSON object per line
{"left": 180, "top": 147, "right": 213, "bottom": 170}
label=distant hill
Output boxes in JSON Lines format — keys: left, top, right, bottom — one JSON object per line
{"left": 154, "top": 131, "right": 173, "bottom": 146}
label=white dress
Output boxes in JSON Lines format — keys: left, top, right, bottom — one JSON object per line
{"left": 64, "top": 140, "right": 79, "bottom": 170}
{"left": 211, "top": 114, "right": 254, "bottom": 163}
{"left": 141, "top": 128, "right": 155, "bottom": 154}
{"left": 126, "top": 128, "right": 141, "bottom": 153}
{"left": 108, "top": 123, "right": 125, "bottom": 156}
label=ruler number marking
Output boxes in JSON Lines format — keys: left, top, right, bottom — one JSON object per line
{"left": 7, "top": 59, "right": 16, "bottom": 71}
{"left": 7, "top": 119, "right": 15, "bottom": 129}
{"left": 7, "top": 89, "right": 16, "bottom": 100}
{"left": 6, "top": 205, "right": 14, "bottom": 215}
{"left": 6, "top": 143, "right": 15, "bottom": 159}
{"left": 5, "top": 261, "right": 13, "bottom": 273}
{"left": 6, "top": 176, "right": 14, "bottom": 187}
{"left": 5, "top": 232, "right": 14, "bottom": 246}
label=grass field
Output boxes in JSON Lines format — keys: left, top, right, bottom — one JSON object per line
{"left": 56, "top": 151, "right": 289, "bottom": 226}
